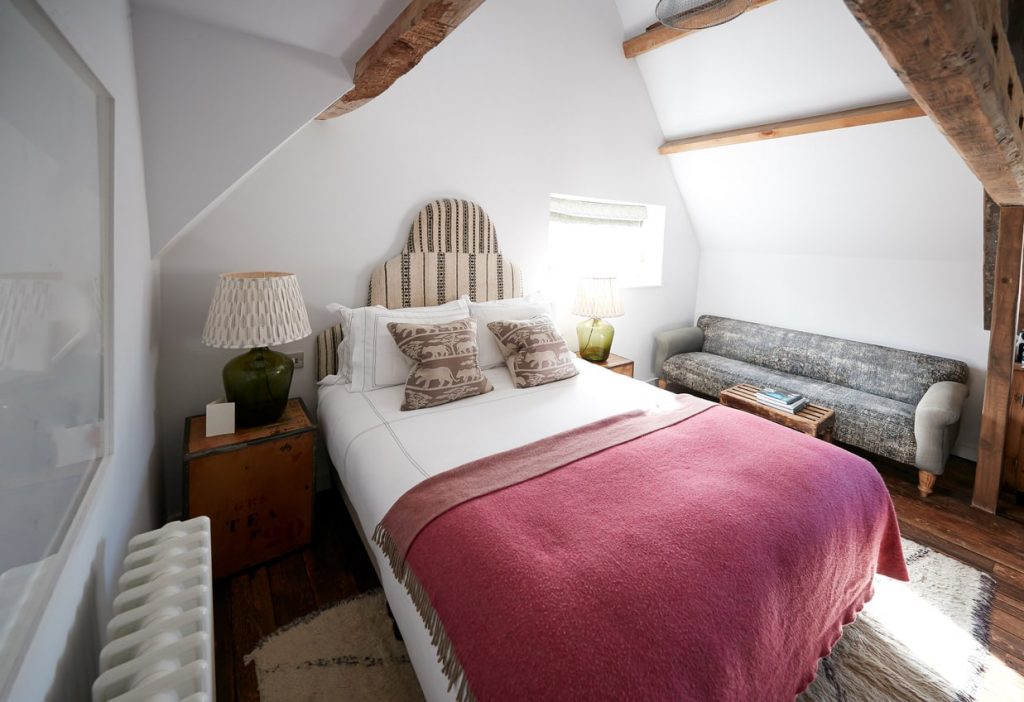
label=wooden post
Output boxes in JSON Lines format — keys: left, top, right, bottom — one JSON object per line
{"left": 984, "top": 194, "right": 1001, "bottom": 331}
{"left": 974, "top": 207, "right": 1024, "bottom": 512}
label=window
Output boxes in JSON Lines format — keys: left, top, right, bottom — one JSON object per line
{"left": 0, "top": 0, "right": 113, "bottom": 689}
{"left": 547, "top": 193, "right": 665, "bottom": 289}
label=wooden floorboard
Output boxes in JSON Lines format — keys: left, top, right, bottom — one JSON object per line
{"left": 227, "top": 567, "right": 275, "bottom": 702}
{"left": 215, "top": 491, "right": 379, "bottom": 702}
{"left": 266, "top": 551, "right": 317, "bottom": 627}
{"left": 212, "top": 581, "right": 235, "bottom": 702}
{"left": 214, "top": 461, "right": 1024, "bottom": 702}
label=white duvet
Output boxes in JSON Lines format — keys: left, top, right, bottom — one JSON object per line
{"left": 317, "top": 360, "right": 676, "bottom": 701}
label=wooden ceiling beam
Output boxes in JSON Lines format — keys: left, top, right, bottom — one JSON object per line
{"left": 317, "top": 0, "right": 485, "bottom": 120}
{"left": 844, "top": 0, "right": 1024, "bottom": 206}
{"left": 658, "top": 99, "right": 924, "bottom": 155}
{"left": 623, "top": 0, "right": 778, "bottom": 59}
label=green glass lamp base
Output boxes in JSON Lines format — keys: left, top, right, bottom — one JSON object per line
{"left": 223, "top": 347, "right": 294, "bottom": 427}
{"left": 577, "top": 317, "right": 615, "bottom": 362}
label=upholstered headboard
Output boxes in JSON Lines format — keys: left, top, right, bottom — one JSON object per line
{"left": 316, "top": 199, "right": 524, "bottom": 381}
{"left": 368, "top": 199, "right": 523, "bottom": 308}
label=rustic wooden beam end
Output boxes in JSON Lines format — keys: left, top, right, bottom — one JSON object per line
{"left": 844, "top": 0, "right": 1024, "bottom": 206}
{"left": 318, "top": 0, "right": 486, "bottom": 120}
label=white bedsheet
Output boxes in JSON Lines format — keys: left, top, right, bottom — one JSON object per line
{"left": 317, "top": 360, "right": 675, "bottom": 700}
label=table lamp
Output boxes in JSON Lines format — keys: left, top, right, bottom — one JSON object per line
{"left": 573, "top": 276, "right": 624, "bottom": 362}
{"left": 202, "top": 272, "right": 311, "bottom": 426}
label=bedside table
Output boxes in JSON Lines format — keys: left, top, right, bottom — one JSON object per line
{"left": 577, "top": 352, "right": 634, "bottom": 378}
{"left": 183, "top": 397, "right": 315, "bottom": 578}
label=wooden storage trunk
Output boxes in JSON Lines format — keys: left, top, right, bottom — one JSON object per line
{"left": 183, "top": 398, "right": 315, "bottom": 578}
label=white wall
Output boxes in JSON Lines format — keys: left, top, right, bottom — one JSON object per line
{"left": 615, "top": 0, "right": 986, "bottom": 459}
{"left": 6, "top": 0, "right": 160, "bottom": 698}
{"left": 685, "top": 119, "right": 985, "bottom": 457}
{"left": 156, "top": 0, "right": 700, "bottom": 515}
{"left": 131, "top": 4, "right": 353, "bottom": 255}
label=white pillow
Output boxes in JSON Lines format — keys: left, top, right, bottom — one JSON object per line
{"left": 348, "top": 299, "right": 470, "bottom": 392}
{"left": 468, "top": 295, "right": 554, "bottom": 369}
{"left": 324, "top": 302, "right": 365, "bottom": 384}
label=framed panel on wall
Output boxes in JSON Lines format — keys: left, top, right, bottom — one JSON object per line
{"left": 0, "top": 0, "right": 114, "bottom": 692}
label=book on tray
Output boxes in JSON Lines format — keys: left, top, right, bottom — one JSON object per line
{"left": 755, "top": 387, "right": 808, "bottom": 414}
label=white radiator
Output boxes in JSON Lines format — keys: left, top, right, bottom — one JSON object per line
{"left": 92, "top": 516, "right": 215, "bottom": 702}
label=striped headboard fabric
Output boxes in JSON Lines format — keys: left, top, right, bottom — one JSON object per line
{"left": 368, "top": 199, "right": 523, "bottom": 308}
{"left": 317, "top": 199, "right": 523, "bottom": 381}
{"left": 316, "top": 322, "right": 344, "bottom": 381}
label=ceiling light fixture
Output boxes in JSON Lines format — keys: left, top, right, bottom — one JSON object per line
{"left": 655, "top": 0, "right": 753, "bottom": 30}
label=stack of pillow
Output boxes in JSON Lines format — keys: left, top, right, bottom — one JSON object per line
{"left": 321, "top": 296, "right": 579, "bottom": 411}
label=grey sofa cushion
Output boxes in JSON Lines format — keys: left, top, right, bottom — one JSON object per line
{"left": 664, "top": 352, "right": 917, "bottom": 465}
{"left": 697, "top": 315, "right": 968, "bottom": 405}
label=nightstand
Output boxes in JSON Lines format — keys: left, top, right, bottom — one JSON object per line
{"left": 183, "top": 398, "right": 315, "bottom": 579}
{"left": 578, "top": 352, "right": 634, "bottom": 378}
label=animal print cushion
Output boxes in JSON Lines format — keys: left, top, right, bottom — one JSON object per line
{"left": 387, "top": 318, "right": 493, "bottom": 410}
{"left": 486, "top": 317, "right": 579, "bottom": 388}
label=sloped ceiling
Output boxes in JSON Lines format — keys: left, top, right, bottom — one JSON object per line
{"left": 611, "top": 0, "right": 979, "bottom": 262}
{"left": 132, "top": 0, "right": 408, "bottom": 256}
{"left": 614, "top": 0, "right": 908, "bottom": 136}
{"left": 133, "top": 0, "right": 407, "bottom": 64}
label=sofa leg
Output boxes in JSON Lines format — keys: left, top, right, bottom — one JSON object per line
{"left": 918, "top": 470, "right": 937, "bottom": 498}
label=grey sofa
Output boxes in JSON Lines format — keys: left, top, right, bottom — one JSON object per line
{"left": 655, "top": 315, "right": 969, "bottom": 497}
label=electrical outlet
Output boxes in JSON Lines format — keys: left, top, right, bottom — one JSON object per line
{"left": 287, "top": 352, "right": 304, "bottom": 369}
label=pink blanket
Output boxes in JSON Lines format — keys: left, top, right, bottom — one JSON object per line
{"left": 375, "top": 397, "right": 907, "bottom": 701}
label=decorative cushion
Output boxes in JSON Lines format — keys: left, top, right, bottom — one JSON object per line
{"left": 468, "top": 295, "right": 554, "bottom": 369}
{"left": 387, "top": 318, "right": 493, "bottom": 411}
{"left": 348, "top": 299, "right": 469, "bottom": 392}
{"left": 486, "top": 317, "right": 578, "bottom": 388}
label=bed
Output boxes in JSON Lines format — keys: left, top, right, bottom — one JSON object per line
{"left": 316, "top": 199, "right": 907, "bottom": 701}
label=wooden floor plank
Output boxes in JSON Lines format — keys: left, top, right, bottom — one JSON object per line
{"left": 266, "top": 550, "right": 318, "bottom": 627}
{"left": 995, "top": 589, "right": 1024, "bottom": 619}
{"left": 994, "top": 607, "right": 1024, "bottom": 640}
{"left": 992, "top": 626, "right": 1024, "bottom": 661}
{"left": 995, "top": 563, "right": 1024, "bottom": 601}
{"left": 213, "top": 581, "right": 236, "bottom": 702}
{"left": 303, "top": 526, "right": 360, "bottom": 607}
{"left": 896, "top": 521, "right": 997, "bottom": 573}
{"left": 229, "top": 567, "right": 275, "bottom": 702}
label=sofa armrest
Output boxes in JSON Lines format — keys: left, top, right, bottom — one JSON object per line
{"left": 914, "top": 381, "right": 969, "bottom": 475}
{"left": 654, "top": 326, "right": 704, "bottom": 378}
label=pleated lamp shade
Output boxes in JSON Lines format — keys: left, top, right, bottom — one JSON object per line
{"left": 572, "top": 277, "right": 624, "bottom": 319}
{"left": 202, "top": 272, "right": 311, "bottom": 349}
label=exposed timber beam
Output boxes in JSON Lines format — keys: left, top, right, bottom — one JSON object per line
{"left": 623, "top": 0, "right": 778, "bottom": 59}
{"left": 844, "top": 0, "right": 1024, "bottom": 206}
{"left": 984, "top": 193, "right": 1000, "bottom": 331}
{"left": 975, "top": 206, "right": 1024, "bottom": 513}
{"left": 318, "top": 0, "right": 484, "bottom": 120}
{"left": 658, "top": 99, "right": 924, "bottom": 155}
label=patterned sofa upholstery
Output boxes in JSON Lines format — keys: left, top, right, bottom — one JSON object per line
{"left": 654, "top": 316, "right": 970, "bottom": 497}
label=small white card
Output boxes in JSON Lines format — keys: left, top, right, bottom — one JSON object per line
{"left": 206, "top": 399, "right": 235, "bottom": 437}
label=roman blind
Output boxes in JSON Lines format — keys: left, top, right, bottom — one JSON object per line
{"left": 549, "top": 196, "right": 648, "bottom": 227}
